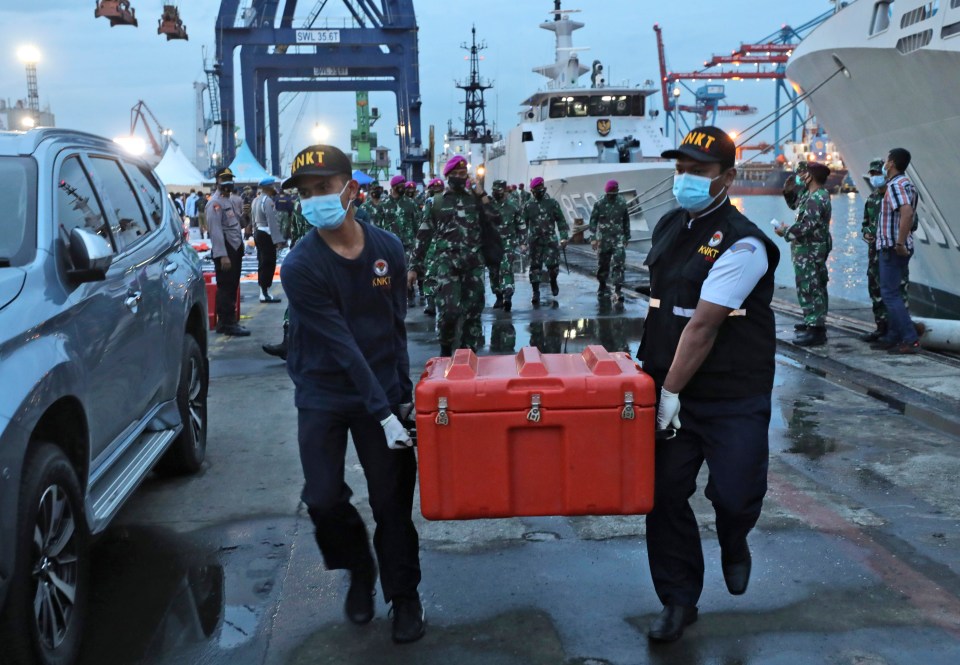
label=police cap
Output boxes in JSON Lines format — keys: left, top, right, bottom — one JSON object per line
{"left": 282, "top": 144, "right": 353, "bottom": 189}
{"left": 217, "top": 167, "right": 235, "bottom": 184}
{"left": 661, "top": 126, "right": 736, "bottom": 167}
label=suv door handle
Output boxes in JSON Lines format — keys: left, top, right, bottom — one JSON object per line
{"left": 163, "top": 260, "right": 178, "bottom": 275}
{"left": 124, "top": 290, "right": 142, "bottom": 311}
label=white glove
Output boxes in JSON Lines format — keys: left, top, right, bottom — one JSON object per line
{"left": 399, "top": 403, "right": 414, "bottom": 421}
{"left": 381, "top": 413, "right": 413, "bottom": 450}
{"left": 657, "top": 388, "right": 681, "bottom": 431}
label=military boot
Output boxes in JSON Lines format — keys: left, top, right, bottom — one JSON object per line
{"left": 423, "top": 297, "right": 436, "bottom": 317}
{"left": 262, "top": 323, "right": 288, "bottom": 360}
{"left": 860, "top": 321, "right": 888, "bottom": 342}
{"left": 503, "top": 292, "right": 513, "bottom": 313}
{"left": 549, "top": 271, "right": 560, "bottom": 297}
{"left": 531, "top": 284, "right": 541, "bottom": 306}
{"left": 794, "top": 326, "right": 827, "bottom": 347}
{"left": 597, "top": 280, "right": 608, "bottom": 298}
{"left": 493, "top": 293, "right": 504, "bottom": 309}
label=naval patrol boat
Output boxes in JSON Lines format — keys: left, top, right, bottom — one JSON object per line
{"left": 786, "top": 0, "right": 960, "bottom": 318}
{"left": 484, "top": 1, "right": 675, "bottom": 235}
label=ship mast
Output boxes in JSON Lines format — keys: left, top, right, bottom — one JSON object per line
{"left": 455, "top": 26, "right": 494, "bottom": 144}
{"left": 532, "top": 0, "right": 589, "bottom": 89}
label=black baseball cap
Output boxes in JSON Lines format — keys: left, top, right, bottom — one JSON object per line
{"left": 661, "top": 126, "right": 736, "bottom": 167}
{"left": 282, "top": 144, "right": 353, "bottom": 189}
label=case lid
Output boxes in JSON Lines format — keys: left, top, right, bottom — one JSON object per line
{"left": 416, "top": 345, "right": 655, "bottom": 413}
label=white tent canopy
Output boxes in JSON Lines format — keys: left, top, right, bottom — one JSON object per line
{"left": 154, "top": 143, "right": 207, "bottom": 191}
{"left": 226, "top": 141, "right": 272, "bottom": 184}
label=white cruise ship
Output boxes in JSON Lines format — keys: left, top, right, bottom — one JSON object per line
{"left": 786, "top": 0, "right": 960, "bottom": 318}
{"left": 484, "top": 2, "right": 676, "bottom": 235}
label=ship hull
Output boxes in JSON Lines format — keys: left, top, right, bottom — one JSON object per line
{"left": 787, "top": 0, "right": 960, "bottom": 318}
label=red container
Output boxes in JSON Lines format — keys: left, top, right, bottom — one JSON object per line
{"left": 415, "top": 345, "right": 656, "bottom": 520}
{"left": 203, "top": 272, "right": 240, "bottom": 331}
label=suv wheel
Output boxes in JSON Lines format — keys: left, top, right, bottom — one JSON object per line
{"left": 0, "top": 444, "right": 88, "bottom": 665}
{"left": 157, "top": 334, "right": 208, "bottom": 475}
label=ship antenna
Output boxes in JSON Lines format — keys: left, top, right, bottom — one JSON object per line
{"left": 554, "top": 0, "right": 562, "bottom": 21}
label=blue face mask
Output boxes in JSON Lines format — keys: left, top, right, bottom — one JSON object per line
{"left": 300, "top": 183, "right": 350, "bottom": 230}
{"left": 870, "top": 174, "right": 886, "bottom": 188}
{"left": 672, "top": 172, "right": 723, "bottom": 213}
{"left": 881, "top": 165, "right": 889, "bottom": 178}
{"left": 795, "top": 174, "right": 804, "bottom": 186}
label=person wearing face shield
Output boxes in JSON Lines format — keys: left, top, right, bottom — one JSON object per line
{"left": 407, "top": 155, "right": 501, "bottom": 355}
{"left": 635, "top": 126, "right": 780, "bottom": 643}
{"left": 859, "top": 159, "right": 909, "bottom": 343}
{"left": 278, "top": 144, "right": 425, "bottom": 645}
{"left": 207, "top": 167, "right": 250, "bottom": 336}
{"left": 521, "top": 177, "right": 569, "bottom": 305}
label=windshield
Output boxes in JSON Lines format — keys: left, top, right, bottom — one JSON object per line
{"left": 0, "top": 157, "right": 38, "bottom": 267}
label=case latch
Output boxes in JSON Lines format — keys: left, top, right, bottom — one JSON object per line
{"left": 621, "top": 391, "right": 635, "bottom": 420}
{"left": 436, "top": 397, "right": 449, "bottom": 426}
{"left": 527, "top": 394, "right": 542, "bottom": 423}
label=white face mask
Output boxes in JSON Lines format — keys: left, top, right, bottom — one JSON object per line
{"left": 672, "top": 172, "right": 724, "bottom": 213}
{"left": 300, "top": 183, "right": 350, "bottom": 230}
{"left": 870, "top": 175, "right": 886, "bottom": 188}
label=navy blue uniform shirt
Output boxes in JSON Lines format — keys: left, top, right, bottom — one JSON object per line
{"left": 281, "top": 221, "right": 412, "bottom": 420}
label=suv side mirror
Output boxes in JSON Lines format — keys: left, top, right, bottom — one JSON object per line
{"left": 67, "top": 227, "right": 114, "bottom": 282}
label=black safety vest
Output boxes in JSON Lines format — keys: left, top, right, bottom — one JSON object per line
{"left": 638, "top": 200, "right": 780, "bottom": 400}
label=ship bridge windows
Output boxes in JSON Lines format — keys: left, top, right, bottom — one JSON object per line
{"left": 901, "top": 1, "right": 938, "bottom": 27}
{"left": 870, "top": 1, "right": 894, "bottom": 35}
{"left": 546, "top": 94, "right": 645, "bottom": 119}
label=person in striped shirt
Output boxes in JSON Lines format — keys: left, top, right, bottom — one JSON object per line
{"left": 872, "top": 148, "right": 920, "bottom": 354}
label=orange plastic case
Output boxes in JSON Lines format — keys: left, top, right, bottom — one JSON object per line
{"left": 415, "top": 345, "right": 656, "bottom": 520}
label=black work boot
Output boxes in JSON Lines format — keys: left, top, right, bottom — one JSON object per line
{"left": 262, "top": 323, "right": 288, "bottom": 360}
{"left": 860, "top": 321, "right": 888, "bottom": 342}
{"left": 493, "top": 293, "right": 504, "bottom": 309}
{"left": 345, "top": 563, "right": 378, "bottom": 625}
{"left": 531, "top": 284, "right": 541, "bottom": 306}
{"left": 503, "top": 292, "right": 512, "bottom": 313}
{"left": 597, "top": 280, "right": 608, "bottom": 298}
{"left": 390, "top": 595, "right": 426, "bottom": 644}
{"left": 423, "top": 297, "right": 436, "bottom": 317}
{"left": 549, "top": 272, "right": 560, "bottom": 297}
{"left": 794, "top": 322, "right": 808, "bottom": 331}
{"left": 794, "top": 325, "right": 827, "bottom": 347}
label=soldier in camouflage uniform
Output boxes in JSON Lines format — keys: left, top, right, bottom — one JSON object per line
{"left": 589, "top": 179, "right": 631, "bottom": 306}
{"left": 408, "top": 155, "right": 501, "bottom": 355}
{"left": 380, "top": 175, "right": 420, "bottom": 303}
{"left": 860, "top": 159, "right": 909, "bottom": 342}
{"left": 359, "top": 181, "right": 384, "bottom": 224}
{"left": 489, "top": 179, "right": 526, "bottom": 312}
{"left": 776, "top": 162, "right": 833, "bottom": 346}
{"left": 522, "top": 177, "right": 569, "bottom": 305}
{"left": 419, "top": 178, "right": 446, "bottom": 316}
{"left": 782, "top": 161, "right": 808, "bottom": 211}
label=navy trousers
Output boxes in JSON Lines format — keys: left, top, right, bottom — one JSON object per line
{"left": 646, "top": 393, "right": 771, "bottom": 607}
{"left": 297, "top": 408, "right": 421, "bottom": 602}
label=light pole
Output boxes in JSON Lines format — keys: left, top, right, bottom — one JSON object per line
{"left": 312, "top": 123, "right": 329, "bottom": 142}
{"left": 672, "top": 87, "right": 681, "bottom": 148}
{"left": 16, "top": 45, "right": 41, "bottom": 127}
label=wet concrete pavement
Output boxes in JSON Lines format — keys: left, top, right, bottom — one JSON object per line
{"left": 77, "top": 261, "right": 960, "bottom": 665}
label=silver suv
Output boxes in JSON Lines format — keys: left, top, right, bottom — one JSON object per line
{"left": 0, "top": 129, "right": 209, "bottom": 665}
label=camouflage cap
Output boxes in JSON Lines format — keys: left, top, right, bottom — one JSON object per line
{"left": 795, "top": 161, "right": 808, "bottom": 174}
{"left": 868, "top": 158, "right": 884, "bottom": 174}
{"left": 492, "top": 179, "right": 507, "bottom": 190}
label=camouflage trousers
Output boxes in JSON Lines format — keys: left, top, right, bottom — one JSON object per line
{"left": 487, "top": 247, "right": 516, "bottom": 297}
{"left": 596, "top": 244, "right": 627, "bottom": 288}
{"left": 867, "top": 245, "right": 909, "bottom": 327}
{"left": 528, "top": 238, "right": 561, "bottom": 285}
{"left": 421, "top": 245, "right": 439, "bottom": 298}
{"left": 792, "top": 243, "right": 830, "bottom": 327}
{"left": 436, "top": 264, "right": 486, "bottom": 351}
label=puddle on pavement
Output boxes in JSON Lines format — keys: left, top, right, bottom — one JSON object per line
{"left": 782, "top": 396, "right": 838, "bottom": 460}
{"left": 78, "top": 520, "right": 292, "bottom": 665}
{"left": 288, "top": 608, "right": 566, "bottom": 665}
{"left": 406, "top": 316, "right": 645, "bottom": 357}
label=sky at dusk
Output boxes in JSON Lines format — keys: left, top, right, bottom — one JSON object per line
{"left": 0, "top": 1, "right": 836, "bottom": 174}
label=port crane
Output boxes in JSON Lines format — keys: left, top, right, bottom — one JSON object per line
{"left": 130, "top": 100, "right": 172, "bottom": 158}
{"left": 94, "top": 1, "right": 188, "bottom": 40}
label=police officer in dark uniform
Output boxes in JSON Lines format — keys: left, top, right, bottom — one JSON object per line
{"left": 637, "top": 126, "right": 780, "bottom": 642}
{"left": 207, "top": 167, "right": 250, "bottom": 336}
